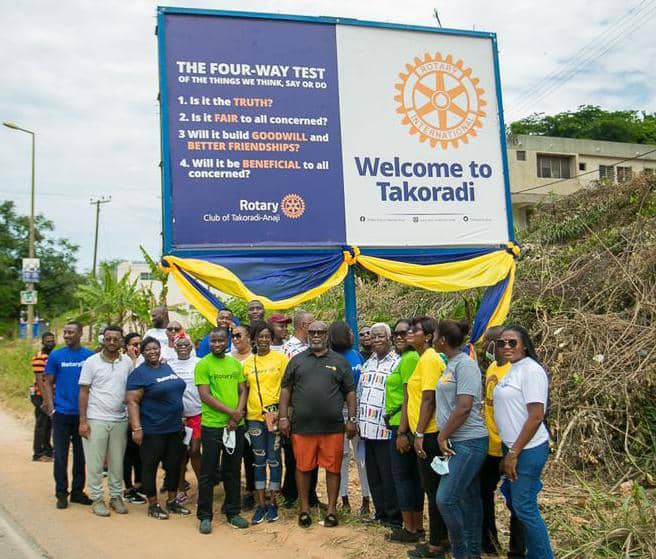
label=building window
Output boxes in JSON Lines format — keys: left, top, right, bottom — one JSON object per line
{"left": 599, "top": 165, "right": 615, "bottom": 182}
{"left": 644, "top": 168, "right": 654, "bottom": 176}
{"left": 579, "top": 162, "right": 586, "bottom": 171}
{"left": 139, "top": 272, "right": 154, "bottom": 281}
{"left": 516, "top": 150, "right": 526, "bottom": 161}
{"left": 616, "top": 166, "right": 632, "bottom": 182}
{"left": 537, "top": 154, "right": 571, "bottom": 179}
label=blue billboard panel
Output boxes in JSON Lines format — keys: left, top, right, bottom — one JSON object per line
{"left": 161, "top": 14, "right": 346, "bottom": 248}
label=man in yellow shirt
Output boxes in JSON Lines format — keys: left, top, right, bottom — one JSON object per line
{"left": 480, "top": 326, "right": 526, "bottom": 557}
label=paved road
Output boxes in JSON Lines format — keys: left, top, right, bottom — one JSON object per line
{"left": 0, "top": 505, "right": 46, "bottom": 559}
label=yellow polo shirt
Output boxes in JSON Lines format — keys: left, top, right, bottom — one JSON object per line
{"left": 407, "top": 348, "right": 446, "bottom": 434}
{"left": 484, "top": 361, "right": 512, "bottom": 456}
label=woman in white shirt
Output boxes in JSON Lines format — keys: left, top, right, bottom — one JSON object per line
{"left": 493, "top": 325, "right": 553, "bottom": 559}
{"left": 168, "top": 335, "right": 201, "bottom": 504}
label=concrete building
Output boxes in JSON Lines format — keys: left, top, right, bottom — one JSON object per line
{"left": 507, "top": 134, "right": 656, "bottom": 227}
{"left": 115, "top": 261, "right": 195, "bottom": 327}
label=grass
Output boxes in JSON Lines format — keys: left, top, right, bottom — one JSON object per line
{"left": 0, "top": 340, "right": 38, "bottom": 414}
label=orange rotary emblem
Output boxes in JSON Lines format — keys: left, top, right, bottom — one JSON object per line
{"left": 395, "top": 52, "right": 486, "bottom": 149}
{"left": 281, "top": 193, "right": 306, "bottom": 219}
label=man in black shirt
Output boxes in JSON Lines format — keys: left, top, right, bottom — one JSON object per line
{"left": 279, "top": 321, "right": 357, "bottom": 528}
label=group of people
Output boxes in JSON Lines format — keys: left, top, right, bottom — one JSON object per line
{"left": 30, "top": 300, "right": 554, "bottom": 559}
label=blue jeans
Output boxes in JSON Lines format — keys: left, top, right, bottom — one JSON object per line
{"left": 504, "top": 442, "right": 553, "bottom": 559}
{"left": 436, "top": 436, "right": 488, "bottom": 559}
{"left": 247, "top": 420, "right": 282, "bottom": 491}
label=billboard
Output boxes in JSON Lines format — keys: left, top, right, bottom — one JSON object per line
{"left": 158, "top": 8, "right": 513, "bottom": 252}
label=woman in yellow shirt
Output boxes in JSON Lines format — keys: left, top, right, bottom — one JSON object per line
{"left": 406, "top": 316, "right": 449, "bottom": 558}
{"left": 243, "top": 323, "right": 289, "bottom": 525}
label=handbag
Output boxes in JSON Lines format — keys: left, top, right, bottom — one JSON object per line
{"left": 253, "top": 355, "right": 279, "bottom": 432}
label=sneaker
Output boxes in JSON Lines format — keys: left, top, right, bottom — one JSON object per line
{"left": 388, "top": 527, "right": 420, "bottom": 543}
{"left": 109, "top": 496, "right": 128, "bottom": 514}
{"left": 56, "top": 494, "right": 68, "bottom": 509}
{"left": 91, "top": 499, "right": 111, "bottom": 517}
{"left": 266, "top": 503, "right": 279, "bottom": 523}
{"left": 228, "top": 514, "right": 249, "bottom": 529}
{"left": 70, "top": 492, "right": 93, "bottom": 505}
{"left": 251, "top": 506, "right": 267, "bottom": 525}
{"left": 199, "top": 518, "right": 212, "bottom": 534}
{"left": 242, "top": 492, "right": 255, "bottom": 512}
{"left": 166, "top": 499, "right": 191, "bottom": 515}
{"left": 148, "top": 503, "right": 169, "bottom": 520}
{"left": 124, "top": 488, "right": 146, "bottom": 504}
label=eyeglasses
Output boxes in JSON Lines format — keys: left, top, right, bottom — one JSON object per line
{"left": 167, "top": 327, "right": 181, "bottom": 332}
{"left": 308, "top": 330, "right": 328, "bottom": 337}
{"left": 393, "top": 330, "right": 408, "bottom": 337}
{"left": 232, "top": 333, "right": 242, "bottom": 340}
{"left": 495, "top": 338, "right": 519, "bottom": 349}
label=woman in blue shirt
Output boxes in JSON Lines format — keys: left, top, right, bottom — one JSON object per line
{"left": 126, "top": 337, "right": 190, "bottom": 520}
{"left": 328, "top": 320, "right": 371, "bottom": 517}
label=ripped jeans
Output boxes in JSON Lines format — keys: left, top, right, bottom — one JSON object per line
{"left": 247, "top": 420, "right": 282, "bottom": 491}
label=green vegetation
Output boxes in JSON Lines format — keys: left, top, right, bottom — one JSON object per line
{"left": 510, "top": 105, "right": 656, "bottom": 144}
{"left": 0, "top": 201, "right": 82, "bottom": 336}
{"left": 0, "top": 341, "right": 36, "bottom": 414}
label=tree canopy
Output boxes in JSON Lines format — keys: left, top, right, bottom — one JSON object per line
{"left": 509, "top": 105, "right": 656, "bottom": 145}
{"left": 0, "top": 201, "right": 82, "bottom": 325}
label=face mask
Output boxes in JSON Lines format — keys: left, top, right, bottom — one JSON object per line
{"left": 431, "top": 456, "right": 450, "bottom": 476}
{"left": 223, "top": 429, "right": 236, "bottom": 454}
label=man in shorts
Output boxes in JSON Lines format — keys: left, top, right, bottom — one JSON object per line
{"left": 279, "top": 321, "right": 357, "bottom": 528}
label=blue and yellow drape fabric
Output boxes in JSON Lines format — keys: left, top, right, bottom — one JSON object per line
{"left": 161, "top": 243, "right": 520, "bottom": 343}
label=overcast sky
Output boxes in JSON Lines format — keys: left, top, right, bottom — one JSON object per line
{"left": 2, "top": 0, "right": 655, "bottom": 271}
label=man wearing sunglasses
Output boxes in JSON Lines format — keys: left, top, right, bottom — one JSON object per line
{"left": 279, "top": 321, "right": 357, "bottom": 529}
{"left": 479, "top": 326, "right": 525, "bottom": 557}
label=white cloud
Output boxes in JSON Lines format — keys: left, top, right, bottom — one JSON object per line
{"left": 1, "top": 0, "right": 654, "bottom": 271}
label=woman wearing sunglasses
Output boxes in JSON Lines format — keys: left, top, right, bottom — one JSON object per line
{"left": 493, "top": 326, "right": 553, "bottom": 559}
{"left": 230, "top": 325, "right": 253, "bottom": 363}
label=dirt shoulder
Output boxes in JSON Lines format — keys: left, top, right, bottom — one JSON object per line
{"left": 0, "top": 407, "right": 393, "bottom": 559}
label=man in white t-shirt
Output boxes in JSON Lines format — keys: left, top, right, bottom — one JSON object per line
{"left": 144, "top": 306, "right": 169, "bottom": 347}
{"left": 79, "top": 325, "right": 133, "bottom": 517}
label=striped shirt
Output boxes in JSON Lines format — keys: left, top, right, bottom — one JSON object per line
{"left": 31, "top": 351, "right": 48, "bottom": 396}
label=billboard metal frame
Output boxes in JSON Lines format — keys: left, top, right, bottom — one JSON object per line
{"left": 156, "top": 6, "right": 515, "bottom": 257}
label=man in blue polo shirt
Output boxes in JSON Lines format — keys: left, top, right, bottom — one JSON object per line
{"left": 42, "top": 322, "right": 95, "bottom": 509}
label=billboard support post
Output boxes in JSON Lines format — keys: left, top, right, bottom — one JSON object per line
{"left": 343, "top": 265, "right": 358, "bottom": 347}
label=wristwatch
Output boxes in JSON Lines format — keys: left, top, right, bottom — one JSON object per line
{"left": 348, "top": 416, "right": 357, "bottom": 423}
{"left": 279, "top": 417, "right": 289, "bottom": 423}
{"left": 415, "top": 432, "right": 425, "bottom": 439}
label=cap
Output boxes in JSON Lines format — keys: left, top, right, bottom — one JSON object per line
{"left": 267, "top": 314, "right": 291, "bottom": 324}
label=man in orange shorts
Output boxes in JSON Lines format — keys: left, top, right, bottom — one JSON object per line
{"left": 279, "top": 321, "right": 357, "bottom": 528}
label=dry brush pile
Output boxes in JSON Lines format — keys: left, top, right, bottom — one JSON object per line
{"left": 512, "top": 175, "right": 656, "bottom": 482}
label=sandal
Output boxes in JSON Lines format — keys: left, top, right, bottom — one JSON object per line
{"left": 323, "top": 513, "right": 338, "bottom": 528}
{"left": 298, "top": 512, "right": 312, "bottom": 528}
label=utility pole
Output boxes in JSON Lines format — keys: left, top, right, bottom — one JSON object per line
{"left": 3, "top": 121, "right": 37, "bottom": 341}
{"left": 90, "top": 196, "right": 111, "bottom": 276}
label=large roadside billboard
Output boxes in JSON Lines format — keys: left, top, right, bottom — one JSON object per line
{"left": 157, "top": 8, "right": 513, "bottom": 252}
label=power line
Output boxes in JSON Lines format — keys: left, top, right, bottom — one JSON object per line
{"left": 509, "top": 0, "right": 652, "bottom": 108}
{"left": 507, "top": 0, "right": 656, "bottom": 117}
{"left": 513, "top": 146, "right": 656, "bottom": 195}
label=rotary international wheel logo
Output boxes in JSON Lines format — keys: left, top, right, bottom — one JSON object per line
{"left": 281, "top": 193, "right": 306, "bottom": 219}
{"left": 394, "top": 52, "right": 486, "bottom": 149}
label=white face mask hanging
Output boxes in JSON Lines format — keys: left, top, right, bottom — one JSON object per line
{"left": 431, "top": 456, "right": 450, "bottom": 475}
{"left": 223, "top": 428, "right": 236, "bottom": 454}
